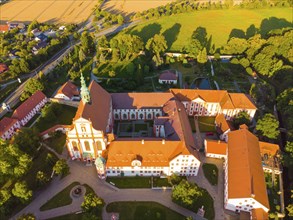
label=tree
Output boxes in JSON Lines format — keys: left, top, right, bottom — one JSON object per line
{"left": 283, "top": 142, "right": 293, "bottom": 167}
{"left": 108, "top": 70, "right": 116, "bottom": 78}
{"left": 286, "top": 190, "right": 293, "bottom": 217}
{"left": 17, "top": 213, "right": 36, "bottom": 220}
{"left": 36, "top": 171, "right": 49, "bottom": 186}
{"left": 221, "top": 37, "right": 248, "bottom": 54}
{"left": 53, "top": 159, "right": 69, "bottom": 176}
{"left": 117, "top": 14, "right": 124, "bottom": 25}
{"left": 170, "top": 173, "right": 182, "bottom": 185}
{"left": 12, "top": 181, "right": 32, "bottom": 203}
{"left": 233, "top": 111, "right": 251, "bottom": 129}
{"left": 79, "top": 48, "right": 86, "bottom": 62}
{"left": 81, "top": 193, "right": 104, "bottom": 215}
{"left": 146, "top": 34, "right": 167, "bottom": 62}
{"left": 13, "top": 128, "right": 40, "bottom": 156}
{"left": 80, "top": 31, "right": 95, "bottom": 55}
{"left": 20, "top": 78, "right": 44, "bottom": 101}
{"left": 0, "top": 189, "right": 11, "bottom": 206}
{"left": 256, "top": 114, "right": 280, "bottom": 140}
{"left": 172, "top": 179, "right": 202, "bottom": 207}
{"left": 197, "top": 47, "right": 208, "bottom": 64}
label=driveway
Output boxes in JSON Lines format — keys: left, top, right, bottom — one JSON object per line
{"left": 13, "top": 160, "right": 204, "bottom": 220}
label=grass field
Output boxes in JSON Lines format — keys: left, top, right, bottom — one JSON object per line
{"left": 106, "top": 176, "right": 152, "bottom": 188}
{"left": 125, "top": 8, "right": 292, "bottom": 50}
{"left": 0, "top": 0, "right": 98, "bottom": 24}
{"left": 106, "top": 201, "right": 186, "bottom": 220}
{"left": 202, "top": 163, "right": 218, "bottom": 186}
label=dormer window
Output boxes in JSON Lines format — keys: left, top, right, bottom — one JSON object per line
{"left": 131, "top": 160, "right": 141, "bottom": 167}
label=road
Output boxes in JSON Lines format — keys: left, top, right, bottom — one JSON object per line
{"left": 0, "top": 20, "right": 140, "bottom": 119}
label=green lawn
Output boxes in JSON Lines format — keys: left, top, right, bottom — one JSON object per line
{"left": 40, "top": 182, "right": 80, "bottom": 211}
{"left": 202, "top": 163, "right": 219, "bottom": 186}
{"left": 83, "top": 183, "right": 95, "bottom": 195}
{"left": 126, "top": 8, "right": 292, "bottom": 50}
{"left": 34, "top": 104, "right": 77, "bottom": 132}
{"left": 44, "top": 133, "right": 66, "bottom": 154}
{"left": 153, "top": 177, "right": 172, "bottom": 187}
{"left": 106, "top": 176, "right": 152, "bottom": 188}
{"left": 189, "top": 116, "right": 216, "bottom": 132}
{"left": 48, "top": 213, "right": 85, "bottom": 220}
{"left": 106, "top": 201, "right": 186, "bottom": 220}
{"left": 0, "top": 82, "right": 19, "bottom": 103}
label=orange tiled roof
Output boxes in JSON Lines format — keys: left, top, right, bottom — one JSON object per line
{"left": 170, "top": 89, "right": 256, "bottom": 110}
{"left": 0, "top": 63, "right": 8, "bottom": 73}
{"left": 205, "top": 139, "right": 227, "bottom": 155}
{"left": 215, "top": 113, "right": 234, "bottom": 133}
{"left": 0, "top": 117, "right": 18, "bottom": 136}
{"left": 111, "top": 92, "right": 174, "bottom": 109}
{"left": 12, "top": 91, "right": 46, "bottom": 121}
{"left": 56, "top": 81, "right": 79, "bottom": 99}
{"left": 259, "top": 141, "right": 279, "bottom": 157}
{"left": 107, "top": 139, "right": 188, "bottom": 167}
{"left": 0, "top": 25, "right": 8, "bottom": 32}
{"left": 227, "top": 129, "right": 269, "bottom": 209}
{"left": 229, "top": 93, "right": 257, "bottom": 109}
{"left": 74, "top": 81, "right": 111, "bottom": 132}
{"left": 251, "top": 208, "right": 269, "bottom": 220}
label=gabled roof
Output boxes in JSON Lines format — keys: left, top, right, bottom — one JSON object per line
{"left": 159, "top": 70, "right": 177, "bottom": 81}
{"left": 229, "top": 93, "right": 257, "bottom": 109}
{"left": 170, "top": 89, "right": 257, "bottom": 110}
{"left": 0, "top": 117, "right": 18, "bottom": 136}
{"left": 107, "top": 139, "right": 196, "bottom": 167}
{"left": 0, "top": 24, "right": 8, "bottom": 32}
{"left": 0, "top": 63, "right": 8, "bottom": 73}
{"left": 111, "top": 92, "right": 174, "bottom": 109}
{"left": 259, "top": 142, "right": 279, "bottom": 157}
{"left": 170, "top": 89, "right": 228, "bottom": 103}
{"left": 56, "top": 81, "right": 79, "bottom": 99}
{"left": 12, "top": 91, "right": 47, "bottom": 121}
{"left": 205, "top": 139, "right": 227, "bottom": 155}
{"left": 74, "top": 81, "right": 111, "bottom": 133}
{"left": 227, "top": 129, "right": 269, "bottom": 210}
{"left": 251, "top": 208, "right": 269, "bottom": 220}
{"left": 215, "top": 113, "right": 234, "bottom": 133}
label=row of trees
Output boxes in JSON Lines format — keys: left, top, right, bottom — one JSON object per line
{"left": 133, "top": 0, "right": 291, "bottom": 20}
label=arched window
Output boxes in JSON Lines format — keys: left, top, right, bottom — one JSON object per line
{"left": 72, "top": 141, "right": 78, "bottom": 151}
{"left": 131, "top": 113, "right": 135, "bottom": 119}
{"left": 156, "top": 113, "right": 160, "bottom": 118}
{"left": 148, "top": 113, "right": 152, "bottom": 119}
{"left": 114, "top": 113, "right": 119, "bottom": 119}
{"left": 139, "top": 113, "right": 144, "bottom": 119}
{"left": 96, "top": 141, "right": 102, "bottom": 151}
{"left": 84, "top": 141, "right": 90, "bottom": 151}
{"left": 123, "top": 114, "right": 127, "bottom": 119}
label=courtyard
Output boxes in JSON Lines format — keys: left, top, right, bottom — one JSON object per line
{"left": 115, "top": 120, "right": 153, "bottom": 138}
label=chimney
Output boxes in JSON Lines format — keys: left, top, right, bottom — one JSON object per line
{"left": 141, "top": 139, "right": 144, "bottom": 144}
{"left": 162, "top": 139, "right": 165, "bottom": 144}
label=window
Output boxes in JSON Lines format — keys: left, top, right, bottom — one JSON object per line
{"left": 131, "top": 171, "right": 134, "bottom": 173}
{"left": 131, "top": 113, "right": 135, "bottom": 119}
{"left": 148, "top": 113, "right": 152, "bottom": 119}
{"left": 84, "top": 141, "right": 90, "bottom": 151}
{"left": 123, "top": 114, "right": 127, "bottom": 119}
{"left": 72, "top": 141, "right": 78, "bottom": 151}
{"left": 156, "top": 113, "right": 160, "bottom": 118}
{"left": 81, "top": 125, "right": 86, "bottom": 132}
{"left": 139, "top": 113, "right": 144, "bottom": 119}
{"left": 96, "top": 141, "right": 102, "bottom": 150}
{"left": 115, "top": 113, "right": 119, "bottom": 119}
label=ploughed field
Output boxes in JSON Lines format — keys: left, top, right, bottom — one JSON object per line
{"left": 0, "top": 0, "right": 98, "bottom": 24}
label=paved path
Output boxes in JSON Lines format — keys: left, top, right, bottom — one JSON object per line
{"left": 189, "top": 154, "right": 225, "bottom": 220}
{"left": 13, "top": 159, "right": 204, "bottom": 220}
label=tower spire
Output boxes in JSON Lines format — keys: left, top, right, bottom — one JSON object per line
{"left": 80, "top": 72, "right": 91, "bottom": 104}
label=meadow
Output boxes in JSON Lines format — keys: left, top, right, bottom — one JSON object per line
{"left": 124, "top": 8, "right": 293, "bottom": 50}
{"left": 0, "top": 0, "right": 98, "bottom": 24}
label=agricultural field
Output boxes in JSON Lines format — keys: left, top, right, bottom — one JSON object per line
{"left": 102, "top": 0, "right": 175, "bottom": 18}
{"left": 124, "top": 8, "right": 293, "bottom": 50}
{"left": 0, "top": 0, "right": 98, "bottom": 24}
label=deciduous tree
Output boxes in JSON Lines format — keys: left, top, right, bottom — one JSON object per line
{"left": 12, "top": 181, "right": 32, "bottom": 203}
{"left": 256, "top": 114, "right": 280, "bottom": 140}
{"left": 53, "top": 159, "right": 69, "bottom": 176}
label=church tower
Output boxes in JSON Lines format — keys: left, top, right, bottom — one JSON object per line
{"left": 80, "top": 72, "right": 91, "bottom": 104}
